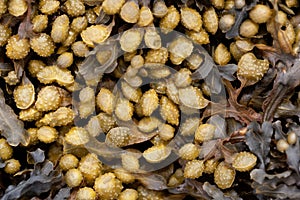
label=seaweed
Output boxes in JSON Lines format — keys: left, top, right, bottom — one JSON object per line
{"left": 2, "top": 160, "right": 62, "bottom": 200}
{"left": 0, "top": 88, "right": 29, "bottom": 146}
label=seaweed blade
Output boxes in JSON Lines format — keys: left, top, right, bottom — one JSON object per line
{"left": 0, "top": 88, "right": 29, "bottom": 146}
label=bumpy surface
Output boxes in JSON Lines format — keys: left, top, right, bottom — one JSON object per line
{"left": 0, "top": 1, "right": 299, "bottom": 199}
{"left": 232, "top": 151, "right": 257, "bottom": 172}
